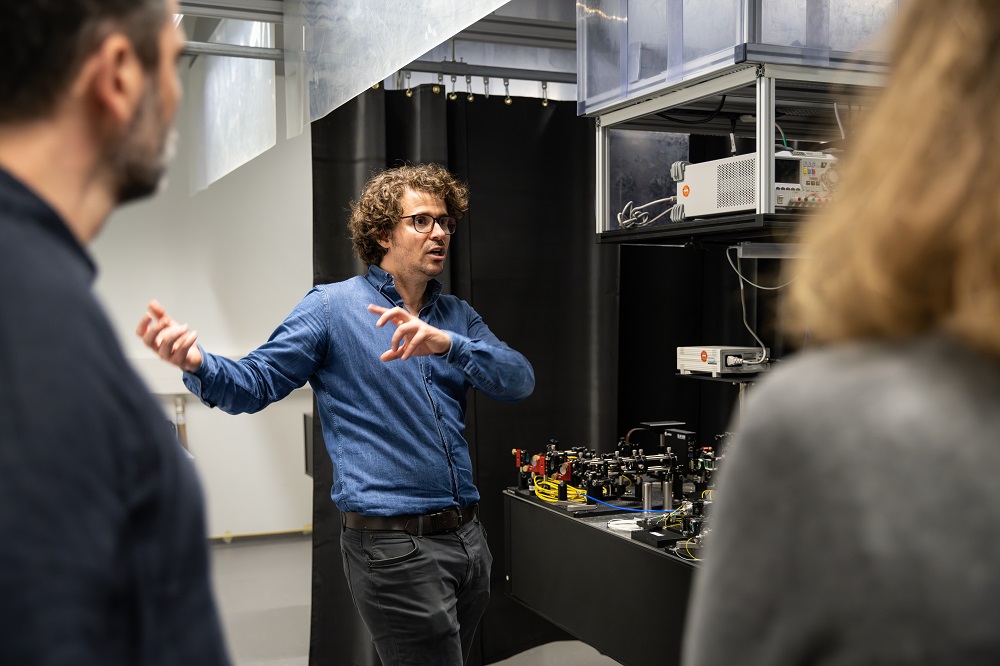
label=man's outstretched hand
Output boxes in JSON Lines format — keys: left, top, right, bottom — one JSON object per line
{"left": 136, "top": 300, "right": 203, "bottom": 372}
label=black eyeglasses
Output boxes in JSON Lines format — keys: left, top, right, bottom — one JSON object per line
{"left": 400, "top": 214, "right": 458, "bottom": 235}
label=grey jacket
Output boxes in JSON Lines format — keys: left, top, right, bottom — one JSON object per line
{"left": 683, "top": 334, "right": 1000, "bottom": 665}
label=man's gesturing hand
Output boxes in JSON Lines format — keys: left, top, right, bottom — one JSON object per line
{"left": 368, "top": 304, "right": 452, "bottom": 362}
{"left": 136, "top": 300, "right": 203, "bottom": 372}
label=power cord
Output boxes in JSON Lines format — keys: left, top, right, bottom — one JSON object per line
{"left": 725, "top": 247, "right": 797, "bottom": 291}
{"left": 657, "top": 95, "right": 727, "bottom": 125}
{"left": 724, "top": 246, "right": 795, "bottom": 365}
{"left": 617, "top": 196, "right": 678, "bottom": 229}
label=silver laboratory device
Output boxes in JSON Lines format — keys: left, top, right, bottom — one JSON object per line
{"left": 669, "top": 150, "right": 839, "bottom": 221}
{"left": 677, "top": 346, "right": 769, "bottom": 377}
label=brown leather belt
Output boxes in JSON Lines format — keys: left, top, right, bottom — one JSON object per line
{"left": 341, "top": 504, "right": 478, "bottom": 536}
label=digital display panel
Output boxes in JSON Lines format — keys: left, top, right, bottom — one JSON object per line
{"left": 775, "top": 158, "right": 800, "bottom": 184}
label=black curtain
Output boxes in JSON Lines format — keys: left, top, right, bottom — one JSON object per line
{"left": 309, "top": 89, "right": 385, "bottom": 666}
{"left": 309, "top": 86, "right": 619, "bottom": 665}
{"left": 616, "top": 245, "right": 750, "bottom": 443}
{"left": 616, "top": 133, "right": 773, "bottom": 445}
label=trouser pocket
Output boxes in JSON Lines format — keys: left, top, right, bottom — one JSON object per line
{"left": 362, "top": 530, "right": 420, "bottom": 568}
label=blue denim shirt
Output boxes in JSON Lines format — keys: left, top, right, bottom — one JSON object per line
{"left": 183, "top": 265, "right": 534, "bottom": 516}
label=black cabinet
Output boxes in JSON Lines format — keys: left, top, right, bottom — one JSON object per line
{"left": 504, "top": 490, "right": 696, "bottom": 666}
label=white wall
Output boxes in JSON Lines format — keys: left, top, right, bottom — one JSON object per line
{"left": 92, "top": 68, "right": 314, "bottom": 539}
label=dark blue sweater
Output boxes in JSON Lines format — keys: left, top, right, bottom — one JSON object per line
{"left": 0, "top": 169, "right": 230, "bottom": 665}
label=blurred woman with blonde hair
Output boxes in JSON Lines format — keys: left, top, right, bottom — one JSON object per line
{"left": 683, "top": 1, "right": 1000, "bottom": 663}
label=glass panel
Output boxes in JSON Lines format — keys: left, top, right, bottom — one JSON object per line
{"left": 760, "top": 0, "right": 898, "bottom": 53}
{"left": 579, "top": 0, "right": 742, "bottom": 114}
{"left": 607, "top": 129, "right": 690, "bottom": 232}
{"left": 626, "top": 0, "right": 669, "bottom": 93}
{"left": 190, "top": 19, "right": 276, "bottom": 193}
{"left": 760, "top": 0, "right": 807, "bottom": 47}
{"left": 283, "top": 0, "right": 508, "bottom": 138}
{"left": 681, "top": 0, "right": 742, "bottom": 65}
{"left": 577, "top": 0, "right": 628, "bottom": 114}
{"left": 578, "top": 0, "right": 895, "bottom": 116}
{"left": 829, "top": 0, "right": 898, "bottom": 52}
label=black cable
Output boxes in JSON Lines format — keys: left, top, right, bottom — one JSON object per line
{"left": 657, "top": 95, "right": 727, "bottom": 125}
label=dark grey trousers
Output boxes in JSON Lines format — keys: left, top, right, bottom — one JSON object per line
{"left": 340, "top": 518, "right": 492, "bottom": 665}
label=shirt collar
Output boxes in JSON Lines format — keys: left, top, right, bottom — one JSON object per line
{"left": 365, "top": 264, "right": 443, "bottom": 309}
{"left": 0, "top": 167, "right": 97, "bottom": 282}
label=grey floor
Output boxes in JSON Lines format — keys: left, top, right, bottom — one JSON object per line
{"left": 210, "top": 535, "right": 620, "bottom": 665}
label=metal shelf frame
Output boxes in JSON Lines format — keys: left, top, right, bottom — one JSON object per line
{"left": 597, "top": 212, "right": 800, "bottom": 246}
{"left": 594, "top": 62, "right": 885, "bottom": 241}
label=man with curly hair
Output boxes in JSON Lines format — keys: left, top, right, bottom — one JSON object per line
{"left": 138, "top": 163, "right": 535, "bottom": 665}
